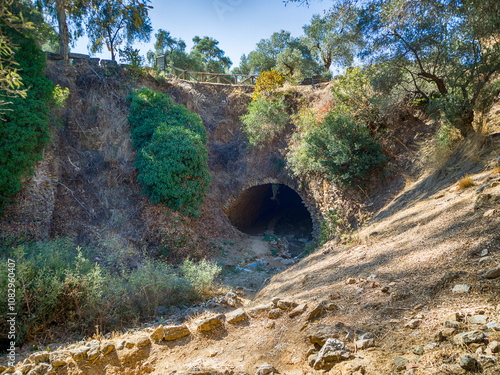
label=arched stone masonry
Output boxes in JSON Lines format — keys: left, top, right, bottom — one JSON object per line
{"left": 223, "top": 176, "right": 323, "bottom": 238}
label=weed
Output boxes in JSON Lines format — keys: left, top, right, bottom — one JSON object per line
{"left": 457, "top": 174, "right": 475, "bottom": 190}
{"left": 0, "top": 238, "right": 222, "bottom": 345}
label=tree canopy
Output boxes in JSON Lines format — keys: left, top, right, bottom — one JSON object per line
{"left": 87, "top": 0, "right": 151, "bottom": 61}
{"left": 303, "top": 3, "right": 363, "bottom": 71}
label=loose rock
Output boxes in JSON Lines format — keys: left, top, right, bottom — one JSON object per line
{"left": 276, "top": 300, "right": 297, "bottom": 310}
{"left": 413, "top": 346, "right": 424, "bottom": 356}
{"left": 247, "top": 305, "right": 271, "bottom": 318}
{"left": 70, "top": 347, "right": 89, "bottom": 361}
{"left": 255, "top": 363, "right": 278, "bottom": 375}
{"left": 289, "top": 303, "right": 307, "bottom": 318}
{"left": 87, "top": 348, "right": 99, "bottom": 361}
{"left": 453, "top": 331, "right": 485, "bottom": 345}
{"left": 308, "top": 325, "right": 342, "bottom": 346}
{"left": 394, "top": 357, "right": 408, "bottom": 370}
{"left": 100, "top": 342, "right": 115, "bottom": 355}
{"left": 404, "top": 319, "right": 422, "bottom": 329}
{"left": 226, "top": 308, "right": 248, "bottom": 324}
{"left": 452, "top": 284, "right": 471, "bottom": 293}
{"left": 468, "top": 315, "right": 488, "bottom": 325}
{"left": 164, "top": 324, "right": 191, "bottom": 341}
{"left": 150, "top": 325, "right": 165, "bottom": 342}
{"left": 195, "top": 315, "right": 224, "bottom": 332}
{"left": 31, "top": 352, "right": 49, "bottom": 365}
{"left": 135, "top": 336, "right": 151, "bottom": 348}
{"left": 307, "top": 301, "right": 327, "bottom": 321}
{"left": 49, "top": 352, "right": 67, "bottom": 367}
{"left": 459, "top": 354, "right": 478, "bottom": 371}
{"left": 312, "top": 338, "right": 350, "bottom": 370}
{"left": 355, "top": 339, "right": 374, "bottom": 350}
{"left": 482, "top": 266, "right": 500, "bottom": 279}
{"left": 487, "top": 341, "right": 499, "bottom": 353}
{"left": 268, "top": 308, "right": 283, "bottom": 319}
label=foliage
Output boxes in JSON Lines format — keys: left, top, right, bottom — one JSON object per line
{"left": 287, "top": 67, "right": 385, "bottom": 185}
{"left": 241, "top": 96, "right": 289, "bottom": 148}
{"left": 232, "top": 54, "right": 250, "bottom": 75}
{"left": 319, "top": 208, "right": 352, "bottom": 245}
{"left": 52, "top": 84, "right": 70, "bottom": 107}
{"left": 180, "top": 258, "right": 221, "bottom": 298}
{"left": 147, "top": 28, "right": 187, "bottom": 66}
{"left": 191, "top": 36, "right": 232, "bottom": 73}
{"left": 275, "top": 47, "right": 304, "bottom": 83}
{"left": 245, "top": 30, "right": 322, "bottom": 77}
{"left": 128, "top": 88, "right": 210, "bottom": 216}
{"left": 307, "top": 112, "right": 385, "bottom": 185}
{"left": 87, "top": 0, "right": 152, "bottom": 61}
{"left": 358, "top": 0, "right": 500, "bottom": 136}
{"left": 457, "top": 174, "right": 474, "bottom": 190}
{"left": 0, "top": 0, "right": 37, "bottom": 116}
{"left": 435, "top": 120, "right": 461, "bottom": 151}
{"left": 0, "top": 238, "right": 221, "bottom": 344}
{"left": 331, "top": 67, "right": 380, "bottom": 126}
{"left": 119, "top": 45, "right": 145, "bottom": 76}
{"left": 0, "top": 25, "right": 54, "bottom": 214}
{"left": 303, "top": 4, "right": 363, "bottom": 72}
{"left": 251, "top": 70, "right": 285, "bottom": 101}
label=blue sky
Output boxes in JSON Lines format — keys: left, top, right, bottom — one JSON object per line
{"left": 72, "top": 0, "right": 330, "bottom": 68}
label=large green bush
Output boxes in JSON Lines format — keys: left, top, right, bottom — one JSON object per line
{"left": 128, "top": 88, "right": 210, "bottom": 216}
{"left": 0, "top": 238, "right": 221, "bottom": 344}
{"left": 0, "top": 26, "right": 54, "bottom": 213}
{"left": 291, "top": 111, "right": 386, "bottom": 186}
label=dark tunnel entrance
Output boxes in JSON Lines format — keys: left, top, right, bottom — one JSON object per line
{"left": 226, "top": 184, "right": 313, "bottom": 254}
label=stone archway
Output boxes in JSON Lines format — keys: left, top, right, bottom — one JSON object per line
{"left": 224, "top": 178, "right": 322, "bottom": 247}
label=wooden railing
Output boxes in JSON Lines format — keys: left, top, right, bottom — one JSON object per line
{"left": 156, "top": 55, "right": 258, "bottom": 85}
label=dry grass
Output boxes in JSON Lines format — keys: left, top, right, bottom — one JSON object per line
{"left": 457, "top": 174, "right": 475, "bottom": 190}
{"left": 493, "top": 166, "right": 500, "bottom": 174}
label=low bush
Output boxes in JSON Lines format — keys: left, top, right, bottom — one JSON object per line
{"left": 457, "top": 174, "right": 475, "bottom": 190}
{"left": 241, "top": 96, "right": 289, "bottom": 147}
{"left": 0, "top": 238, "right": 221, "bottom": 344}
{"left": 128, "top": 88, "right": 210, "bottom": 216}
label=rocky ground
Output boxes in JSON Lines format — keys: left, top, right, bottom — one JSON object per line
{"left": 2, "top": 133, "right": 500, "bottom": 375}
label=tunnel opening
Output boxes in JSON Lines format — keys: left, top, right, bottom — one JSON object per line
{"left": 226, "top": 184, "right": 313, "bottom": 255}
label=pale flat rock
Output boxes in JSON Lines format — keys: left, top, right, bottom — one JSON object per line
{"left": 163, "top": 324, "right": 190, "bottom": 341}
{"left": 195, "top": 314, "right": 224, "bottom": 332}
{"left": 468, "top": 315, "right": 488, "bottom": 325}
{"left": 226, "top": 308, "right": 248, "bottom": 324}
{"left": 289, "top": 303, "right": 307, "bottom": 318}
{"left": 452, "top": 284, "right": 471, "bottom": 293}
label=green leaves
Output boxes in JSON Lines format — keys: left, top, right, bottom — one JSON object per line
{"left": 0, "top": 25, "right": 53, "bottom": 214}
{"left": 305, "top": 112, "right": 386, "bottom": 185}
{"left": 241, "top": 96, "right": 289, "bottom": 148}
{"left": 128, "top": 88, "right": 211, "bottom": 217}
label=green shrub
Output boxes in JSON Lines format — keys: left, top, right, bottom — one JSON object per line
{"left": 0, "top": 26, "right": 54, "bottom": 214}
{"left": 241, "top": 96, "right": 289, "bottom": 147}
{"left": 303, "top": 112, "right": 386, "bottom": 185}
{"left": 181, "top": 258, "right": 221, "bottom": 298}
{"left": 136, "top": 125, "right": 210, "bottom": 216}
{"left": 0, "top": 238, "right": 221, "bottom": 344}
{"left": 319, "top": 208, "right": 352, "bottom": 245}
{"left": 128, "top": 88, "right": 211, "bottom": 216}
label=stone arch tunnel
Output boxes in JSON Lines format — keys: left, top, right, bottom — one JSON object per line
{"left": 224, "top": 180, "right": 320, "bottom": 254}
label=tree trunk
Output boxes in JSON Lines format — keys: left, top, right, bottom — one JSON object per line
{"left": 55, "top": 0, "right": 69, "bottom": 62}
{"left": 455, "top": 107, "right": 475, "bottom": 138}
